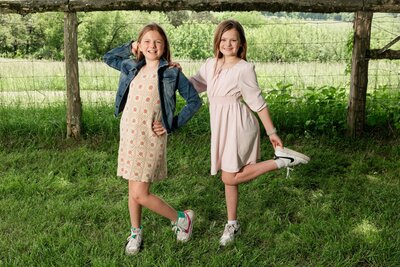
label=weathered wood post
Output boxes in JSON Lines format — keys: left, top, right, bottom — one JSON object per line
{"left": 64, "top": 11, "right": 82, "bottom": 139}
{"left": 347, "top": 11, "right": 373, "bottom": 137}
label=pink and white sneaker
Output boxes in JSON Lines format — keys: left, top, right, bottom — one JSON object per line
{"left": 172, "top": 210, "right": 195, "bottom": 242}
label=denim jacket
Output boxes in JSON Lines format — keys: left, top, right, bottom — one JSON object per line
{"left": 103, "top": 41, "right": 202, "bottom": 133}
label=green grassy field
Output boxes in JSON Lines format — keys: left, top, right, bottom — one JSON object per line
{"left": 1, "top": 103, "right": 399, "bottom": 266}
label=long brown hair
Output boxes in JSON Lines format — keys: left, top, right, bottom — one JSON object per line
{"left": 213, "top": 20, "right": 247, "bottom": 61}
{"left": 135, "top": 23, "right": 171, "bottom": 63}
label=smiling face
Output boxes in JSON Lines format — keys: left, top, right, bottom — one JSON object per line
{"left": 138, "top": 30, "right": 165, "bottom": 62}
{"left": 213, "top": 20, "right": 247, "bottom": 60}
{"left": 219, "top": 29, "right": 241, "bottom": 58}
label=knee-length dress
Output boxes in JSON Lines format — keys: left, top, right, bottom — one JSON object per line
{"left": 190, "top": 58, "right": 267, "bottom": 175}
{"left": 117, "top": 69, "right": 167, "bottom": 182}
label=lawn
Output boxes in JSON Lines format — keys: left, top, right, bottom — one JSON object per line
{"left": 0, "top": 104, "right": 399, "bottom": 266}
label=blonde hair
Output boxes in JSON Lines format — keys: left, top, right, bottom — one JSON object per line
{"left": 213, "top": 20, "right": 247, "bottom": 61}
{"left": 135, "top": 23, "right": 171, "bottom": 63}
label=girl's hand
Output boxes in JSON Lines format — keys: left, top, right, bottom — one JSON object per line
{"left": 152, "top": 121, "right": 167, "bottom": 136}
{"left": 269, "top": 133, "right": 283, "bottom": 149}
{"left": 169, "top": 62, "right": 182, "bottom": 70}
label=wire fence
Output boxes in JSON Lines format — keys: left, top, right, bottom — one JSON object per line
{"left": 0, "top": 12, "right": 399, "bottom": 107}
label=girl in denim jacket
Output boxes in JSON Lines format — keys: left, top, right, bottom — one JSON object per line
{"left": 104, "top": 23, "right": 201, "bottom": 255}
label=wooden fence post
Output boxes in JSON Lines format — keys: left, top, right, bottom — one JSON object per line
{"left": 347, "top": 11, "right": 373, "bottom": 137}
{"left": 64, "top": 11, "right": 82, "bottom": 139}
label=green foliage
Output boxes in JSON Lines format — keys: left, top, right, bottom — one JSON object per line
{"left": 214, "top": 11, "right": 267, "bottom": 27}
{"left": 245, "top": 18, "right": 352, "bottom": 62}
{"left": 0, "top": 13, "right": 64, "bottom": 59}
{"left": 262, "top": 12, "right": 354, "bottom": 22}
{"left": 166, "top": 11, "right": 190, "bottom": 27}
{"left": 0, "top": 11, "right": 353, "bottom": 61}
{"left": 2, "top": 12, "right": 398, "bottom": 63}
{"left": 0, "top": 14, "right": 30, "bottom": 57}
{"left": 366, "top": 85, "right": 400, "bottom": 132}
{"left": 168, "top": 23, "right": 214, "bottom": 59}
{"left": 78, "top": 12, "right": 132, "bottom": 60}
{"left": 31, "top": 13, "right": 64, "bottom": 60}
{"left": 266, "top": 83, "right": 348, "bottom": 136}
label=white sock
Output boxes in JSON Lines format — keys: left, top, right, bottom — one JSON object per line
{"left": 228, "top": 220, "right": 238, "bottom": 226}
{"left": 274, "top": 158, "right": 287, "bottom": 169}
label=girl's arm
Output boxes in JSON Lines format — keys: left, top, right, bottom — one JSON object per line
{"left": 240, "top": 62, "right": 283, "bottom": 148}
{"left": 257, "top": 107, "right": 283, "bottom": 149}
{"left": 171, "top": 70, "right": 202, "bottom": 131}
{"left": 103, "top": 41, "right": 134, "bottom": 71}
{"left": 189, "top": 75, "right": 207, "bottom": 93}
{"left": 189, "top": 58, "right": 210, "bottom": 93}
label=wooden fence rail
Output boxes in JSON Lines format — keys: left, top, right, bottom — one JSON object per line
{"left": 1, "top": 0, "right": 400, "bottom": 14}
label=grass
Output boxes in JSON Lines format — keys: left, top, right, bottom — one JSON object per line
{"left": 1, "top": 103, "right": 400, "bottom": 266}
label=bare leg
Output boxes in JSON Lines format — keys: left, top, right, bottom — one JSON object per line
{"left": 221, "top": 159, "right": 278, "bottom": 186}
{"left": 128, "top": 180, "right": 178, "bottom": 222}
{"left": 128, "top": 190, "right": 142, "bottom": 228}
{"left": 224, "top": 182, "right": 239, "bottom": 220}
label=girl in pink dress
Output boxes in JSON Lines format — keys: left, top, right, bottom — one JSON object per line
{"left": 190, "top": 20, "right": 310, "bottom": 246}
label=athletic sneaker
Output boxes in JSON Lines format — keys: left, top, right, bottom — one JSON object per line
{"left": 220, "top": 223, "right": 241, "bottom": 246}
{"left": 172, "top": 210, "right": 195, "bottom": 242}
{"left": 274, "top": 146, "right": 310, "bottom": 167}
{"left": 125, "top": 227, "right": 142, "bottom": 255}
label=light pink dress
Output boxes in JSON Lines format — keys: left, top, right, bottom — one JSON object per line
{"left": 190, "top": 58, "right": 267, "bottom": 175}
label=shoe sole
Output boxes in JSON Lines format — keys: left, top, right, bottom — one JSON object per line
{"left": 275, "top": 147, "right": 310, "bottom": 162}
{"left": 125, "top": 243, "right": 142, "bottom": 256}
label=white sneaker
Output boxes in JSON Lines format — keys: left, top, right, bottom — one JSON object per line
{"left": 172, "top": 210, "right": 195, "bottom": 242}
{"left": 220, "top": 223, "right": 241, "bottom": 246}
{"left": 274, "top": 146, "right": 310, "bottom": 167}
{"left": 125, "top": 228, "right": 142, "bottom": 255}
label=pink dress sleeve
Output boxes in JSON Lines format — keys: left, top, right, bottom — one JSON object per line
{"left": 239, "top": 62, "right": 267, "bottom": 112}
{"left": 189, "top": 59, "right": 210, "bottom": 93}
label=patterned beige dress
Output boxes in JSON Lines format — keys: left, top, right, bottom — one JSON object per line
{"left": 117, "top": 69, "right": 167, "bottom": 182}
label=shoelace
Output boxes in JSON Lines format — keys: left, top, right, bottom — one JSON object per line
{"left": 172, "top": 225, "right": 180, "bottom": 234}
{"left": 223, "top": 224, "right": 236, "bottom": 236}
{"left": 286, "top": 167, "right": 293, "bottom": 178}
{"left": 128, "top": 228, "right": 141, "bottom": 240}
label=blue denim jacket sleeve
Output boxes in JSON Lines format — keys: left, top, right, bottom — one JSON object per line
{"left": 171, "top": 70, "right": 202, "bottom": 131}
{"left": 103, "top": 41, "right": 133, "bottom": 71}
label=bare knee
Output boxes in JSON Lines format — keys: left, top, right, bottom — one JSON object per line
{"left": 130, "top": 190, "right": 149, "bottom": 205}
{"left": 221, "top": 172, "right": 239, "bottom": 186}
{"left": 129, "top": 182, "right": 150, "bottom": 204}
